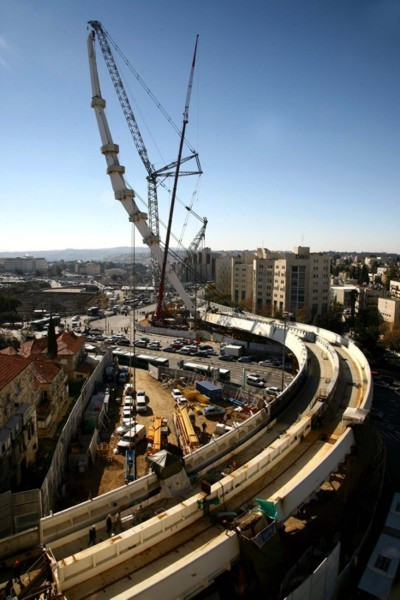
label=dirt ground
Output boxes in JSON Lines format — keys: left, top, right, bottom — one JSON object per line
{"left": 61, "top": 367, "right": 241, "bottom": 507}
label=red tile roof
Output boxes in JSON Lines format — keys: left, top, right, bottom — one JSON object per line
{"left": 56, "top": 331, "right": 85, "bottom": 355}
{"left": 0, "top": 355, "right": 33, "bottom": 391}
{"left": 32, "top": 358, "right": 62, "bottom": 386}
{"left": 0, "top": 347, "right": 18, "bottom": 356}
{"left": 18, "top": 332, "right": 85, "bottom": 358}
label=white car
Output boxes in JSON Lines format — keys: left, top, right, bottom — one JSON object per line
{"left": 122, "top": 408, "right": 135, "bottom": 421}
{"left": 177, "top": 347, "right": 191, "bottom": 355}
{"left": 115, "top": 424, "right": 146, "bottom": 453}
{"left": 136, "top": 390, "right": 147, "bottom": 414}
{"left": 171, "top": 389, "right": 183, "bottom": 400}
{"left": 265, "top": 386, "right": 281, "bottom": 396}
{"left": 115, "top": 423, "right": 135, "bottom": 436}
{"left": 123, "top": 396, "right": 135, "bottom": 409}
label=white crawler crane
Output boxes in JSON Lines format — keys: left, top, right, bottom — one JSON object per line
{"left": 87, "top": 30, "right": 196, "bottom": 315}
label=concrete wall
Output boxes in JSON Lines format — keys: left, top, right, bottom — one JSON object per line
{"left": 0, "top": 527, "right": 40, "bottom": 561}
{"left": 40, "top": 352, "right": 112, "bottom": 516}
{"left": 41, "top": 472, "right": 158, "bottom": 544}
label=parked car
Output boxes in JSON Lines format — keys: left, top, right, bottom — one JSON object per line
{"left": 177, "top": 347, "right": 192, "bottom": 355}
{"left": 237, "top": 356, "right": 253, "bottom": 363}
{"left": 202, "top": 405, "right": 226, "bottom": 417}
{"left": 123, "top": 396, "right": 135, "bottom": 409}
{"left": 246, "top": 375, "right": 264, "bottom": 387}
{"left": 115, "top": 424, "right": 146, "bottom": 453}
{"left": 199, "top": 344, "right": 213, "bottom": 351}
{"left": 115, "top": 423, "right": 134, "bottom": 436}
{"left": 374, "top": 380, "right": 390, "bottom": 388}
{"left": 135, "top": 390, "right": 147, "bottom": 414}
{"left": 164, "top": 346, "right": 176, "bottom": 353}
{"left": 148, "top": 342, "right": 161, "bottom": 350}
{"left": 197, "top": 350, "right": 210, "bottom": 357}
{"left": 171, "top": 389, "right": 184, "bottom": 401}
{"left": 134, "top": 339, "right": 147, "bottom": 348}
{"left": 265, "top": 386, "right": 281, "bottom": 396}
{"left": 259, "top": 359, "right": 273, "bottom": 366}
{"left": 218, "top": 354, "right": 234, "bottom": 362}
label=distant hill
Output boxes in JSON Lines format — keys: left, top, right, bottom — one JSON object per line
{"left": 0, "top": 247, "right": 151, "bottom": 262}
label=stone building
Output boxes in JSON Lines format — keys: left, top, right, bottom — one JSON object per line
{"left": 0, "top": 355, "right": 38, "bottom": 492}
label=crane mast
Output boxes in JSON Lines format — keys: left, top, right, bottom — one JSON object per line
{"left": 155, "top": 35, "right": 199, "bottom": 320}
{"left": 87, "top": 30, "right": 196, "bottom": 315}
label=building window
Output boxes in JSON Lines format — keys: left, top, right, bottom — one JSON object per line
{"left": 374, "top": 555, "right": 392, "bottom": 573}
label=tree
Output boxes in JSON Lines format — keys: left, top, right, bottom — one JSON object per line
{"left": 47, "top": 317, "right": 57, "bottom": 357}
{"left": 314, "top": 299, "right": 344, "bottom": 334}
{"left": 380, "top": 322, "right": 400, "bottom": 353}
{"left": 348, "top": 289, "right": 359, "bottom": 325}
{"left": 0, "top": 332, "right": 19, "bottom": 351}
{"left": 204, "top": 284, "right": 230, "bottom": 306}
{"left": 352, "top": 308, "right": 383, "bottom": 361}
{"left": 358, "top": 265, "right": 370, "bottom": 285}
{"left": 295, "top": 307, "right": 310, "bottom": 323}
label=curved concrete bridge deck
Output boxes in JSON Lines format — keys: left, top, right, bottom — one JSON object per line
{"left": 45, "top": 310, "right": 371, "bottom": 598}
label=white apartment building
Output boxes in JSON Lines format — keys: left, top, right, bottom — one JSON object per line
{"left": 231, "top": 253, "right": 254, "bottom": 306}
{"left": 389, "top": 280, "right": 400, "bottom": 300}
{"left": 253, "top": 247, "right": 330, "bottom": 318}
{"left": 214, "top": 255, "right": 232, "bottom": 296}
{"left": 378, "top": 297, "right": 400, "bottom": 325}
{"left": 0, "top": 256, "right": 48, "bottom": 274}
{"left": 215, "top": 247, "right": 330, "bottom": 318}
{"left": 182, "top": 248, "right": 219, "bottom": 284}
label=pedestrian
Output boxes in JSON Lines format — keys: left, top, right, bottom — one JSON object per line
{"left": 88, "top": 525, "right": 96, "bottom": 546}
{"left": 106, "top": 513, "right": 113, "bottom": 536}
{"left": 13, "top": 560, "right": 21, "bottom": 583}
{"left": 201, "top": 422, "right": 207, "bottom": 433}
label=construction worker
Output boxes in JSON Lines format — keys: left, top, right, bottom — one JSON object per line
{"left": 88, "top": 525, "right": 96, "bottom": 546}
{"left": 106, "top": 514, "right": 113, "bottom": 535}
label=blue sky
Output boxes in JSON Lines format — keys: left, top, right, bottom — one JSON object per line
{"left": 1, "top": 0, "right": 400, "bottom": 254}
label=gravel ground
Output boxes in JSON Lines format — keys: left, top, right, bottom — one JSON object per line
{"left": 61, "top": 367, "right": 246, "bottom": 506}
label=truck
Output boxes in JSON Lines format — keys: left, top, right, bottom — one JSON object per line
{"left": 196, "top": 380, "right": 222, "bottom": 402}
{"left": 221, "top": 344, "right": 244, "bottom": 358}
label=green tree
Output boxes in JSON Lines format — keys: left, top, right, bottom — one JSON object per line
{"left": 380, "top": 322, "right": 400, "bottom": 353}
{"left": 353, "top": 308, "right": 383, "bottom": 361}
{"left": 314, "top": 299, "right": 344, "bottom": 334}
{"left": 358, "top": 264, "right": 370, "bottom": 285}
{"left": 0, "top": 332, "right": 19, "bottom": 351}
{"left": 47, "top": 317, "right": 58, "bottom": 357}
{"left": 349, "top": 289, "right": 359, "bottom": 325}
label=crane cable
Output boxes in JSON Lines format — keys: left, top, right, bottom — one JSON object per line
{"left": 101, "top": 25, "right": 197, "bottom": 156}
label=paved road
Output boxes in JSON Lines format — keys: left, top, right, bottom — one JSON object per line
{"left": 370, "top": 383, "right": 400, "bottom": 489}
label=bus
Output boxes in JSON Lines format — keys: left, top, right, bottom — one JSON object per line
{"left": 112, "top": 351, "right": 169, "bottom": 369}
{"left": 31, "top": 314, "right": 61, "bottom": 331}
{"left": 181, "top": 362, "right": 231, "bottom": 382}
{"left": 181, "top": 362, "right": 212, "bottom": 376}
{"left": 87, "top": 306, "right": 100, "bottom": 317}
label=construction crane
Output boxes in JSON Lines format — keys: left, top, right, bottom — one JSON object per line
{"left": 87, "top": 21, "right": 202, "bottom": 294}
{"left": 87, "top": 29, "right": 196, "bottom": 315}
